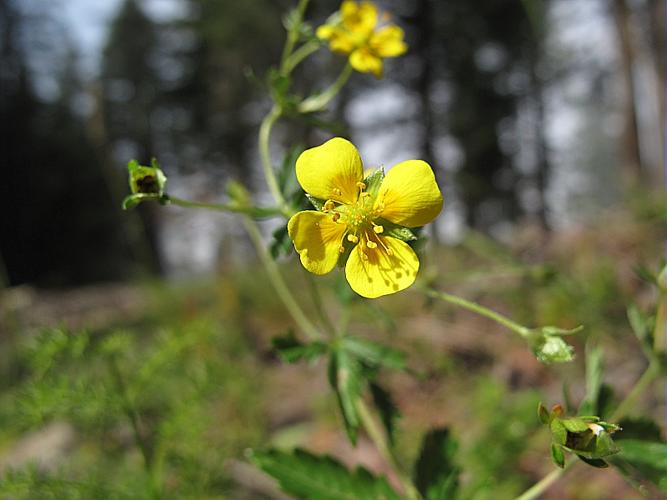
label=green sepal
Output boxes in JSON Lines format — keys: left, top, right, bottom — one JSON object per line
{"left": 577, "top": 456, "right": 609, "bottom": 468}
{"left": 272, "top": 331, "right": 328, "bottom": 364}
{"left": 550, "top": 418, "right": 567, "bottom": 446}
{"left": 372, "top": 218, "right": 418, "bottom": 242}
{"left": 127, "top": 158, "right": 167, "bottom": 196}
{"left": 363, "top": 168, "right": 384, "bottom": 197}
{"left": 306, "top": 194, "right": 326, "bottom": 211}
{"left": 538, "top": 403, "right": 550, "bottom": 425}
{"left": 561, "top": 417, "right": 590, "bottom": 433}
{"left": 122, "top": 193, "right": 166, "bottom": 210}
{"left": 551, "top": 444, "right": 565, "bottom": 468}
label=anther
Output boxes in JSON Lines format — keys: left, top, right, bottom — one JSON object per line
{"left": 356, "top": 181, "right": 366, "bottom": 191}
{"left": 361, "top": 252, "right": 369, "bottom": 261}
{"left": 339, "top": 246, "right": 345, "bottom": 253}
{"left": 323, "top": 200, "right": 335, "bottom": 212}
{"left": 366, "top": 240, "right": 377, "bottom": 249}
{"left": 347, "top": 234, "right": 359, "bottom": 243}
{"left": 386, "top": 248, "right": 394, "bottom": 256}
{"left": 332, "top": 212, "right": 341, "bottom": 222}
{"left": 332, "top": 188, "right": 342, "bottom": 196}
{"left": 373, "top": 225, "right": 384, "bottom": 234}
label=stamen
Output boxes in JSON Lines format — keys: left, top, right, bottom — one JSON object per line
{"left": 323, "top": 200, "right": 335, "bottom": 212}
{"left": 347, "top": 234, "right": 359, "bottom": 243}
{"left": 373, "top": 224, "right": 384, "bottom": 234}
{"left": 356, "top": 181, "right": 366, "bottom": 191}
{"left": 332, "top": 212, "right": 341, "bottom": 222}
{"left": 339, "top": 246, "right": 345, "bottom": 253}
{"left": 366, "top": 240, "right": 377, "bottom": 249}
{"left": 332, "top": 188, "right": 342, "bottom": 196}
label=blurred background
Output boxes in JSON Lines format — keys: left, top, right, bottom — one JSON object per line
{"left": 0, "top": 0, "right": 665, "bottom": 498}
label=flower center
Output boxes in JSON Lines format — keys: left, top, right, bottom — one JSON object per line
{"left": 323, "top": 182, "right": 391, "bottom": 259}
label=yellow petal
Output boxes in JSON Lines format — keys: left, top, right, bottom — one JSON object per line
{"left": 350, "top": 48, "right": 383, "bottom": 78}
{"left": 295, "top": 137, "right": 363, "bottom": 205}
{"left": 375, "top": 160, "right": 443, "bottom": 227}
{"left": 342, "top": 1, "right": 378, "bottom": 35}
{"left": 288, "top": 211, "right": 346, "bottom": 275}
{"left": 345, "top": 236, "right": 419, "bottom": 298}
{"left": 329, "top": 30, "right": 357, "bottom": 54}
{"left": 316, "top": 25, "right": 335, "bottom": 40}
{"left": 369, "top": 25, "right": 407, "bottom": 58}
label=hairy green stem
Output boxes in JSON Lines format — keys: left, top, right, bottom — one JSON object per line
{"left": 610, "top": 360, "right": 661, "bottom": 421}
{"left": 241, "top": 216, "right": 321, "bottom": 341}
{"left": 515, "top": 460, "right": 574, "bottom": 500}
{"left": 280, "top": 0, "right": 310, "bottom": 73}
{"left": 283, "top": 40, "right": 321, "bottom": 74}
{"left": 168, "top": 196, "right": 283, "bottom": 218}
{"left": 356, "top": 399, "right": 422, "bottom": 500}
{"left": 422, "top": 287, "right": 529, "bottom": 337}
{"left": 298, "top": 63, "right": 353, "bottom": 113}
{"left": 303, "top": 270, "right": 337, "bottom": 337}
{"left": 258, "top": 106, "right": 286, "bottom": 208}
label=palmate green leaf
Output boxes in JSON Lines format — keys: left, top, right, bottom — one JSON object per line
{"left": 251, "top": 448, "right": 402, "bottom": 500}
{"left": 413, "top": 428, "right": 460, "bottom": 500}
{"left": 328, "top": 349, "right": 363, "bottom": 444}
{"left": 272, "top": 331, "right": 328, "bottom": 364}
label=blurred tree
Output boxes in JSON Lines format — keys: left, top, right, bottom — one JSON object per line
{"left": 0, "top": 0, "right": 134, "bottom": 286}
{"left": 100, "top": 0, "right": 164, "bottom": 273}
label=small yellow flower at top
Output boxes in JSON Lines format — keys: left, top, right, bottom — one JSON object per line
{"left": 288, "top": 138, "right": 443, "bottom": 298}
{"left": 317, "top": 1, "right": 407, "bottom": 78}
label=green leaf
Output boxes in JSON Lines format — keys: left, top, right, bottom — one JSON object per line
{"left": 272, "top": 332, "right": 328, "bottom": 364}
{"left": 270, "top": 224, "right": 294, "bottom": 259}
{"left": 251, "top": 448, "right": 402, "bottom": 500}
{"left": 579, "top": 345, "right": 603, "bottom": 416}
{"left": 616, "top": 418, "right": 663, "bottom": 442}
{"left": 551, "top": 444, "right": 565, "bottom": 468}
{"left": 611, "top": 440, "right": 667, "bottom": 492}
{"left": 328, "top": 350, "right": 363, "bottom": 444}
{"left": 627, "top": 304, "right": 655, "bottom": 350}
{"left": 413, "top": 428, "right": 460, "bottom": 500}
{"left": 369, "top": 382, "right": 400, "bottom": 446}
{"left": 340, "top": 336, "right": 406, "bottom": 372}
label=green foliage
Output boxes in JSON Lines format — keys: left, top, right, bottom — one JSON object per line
{"left": 413, "top": 428, "right": 460, "bottom": 500}
{"left": 250, "top": 448, "right": 401, "bottom": 500}
{"left": 272, "top": 331, "right": 328, "bottom": 364}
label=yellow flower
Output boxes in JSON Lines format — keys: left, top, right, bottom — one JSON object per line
{"left": 316, "top": 1, "right": 407, "bottom": 78}
{"left": 288, "top": 138, "right": 443, "bottom": 298}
